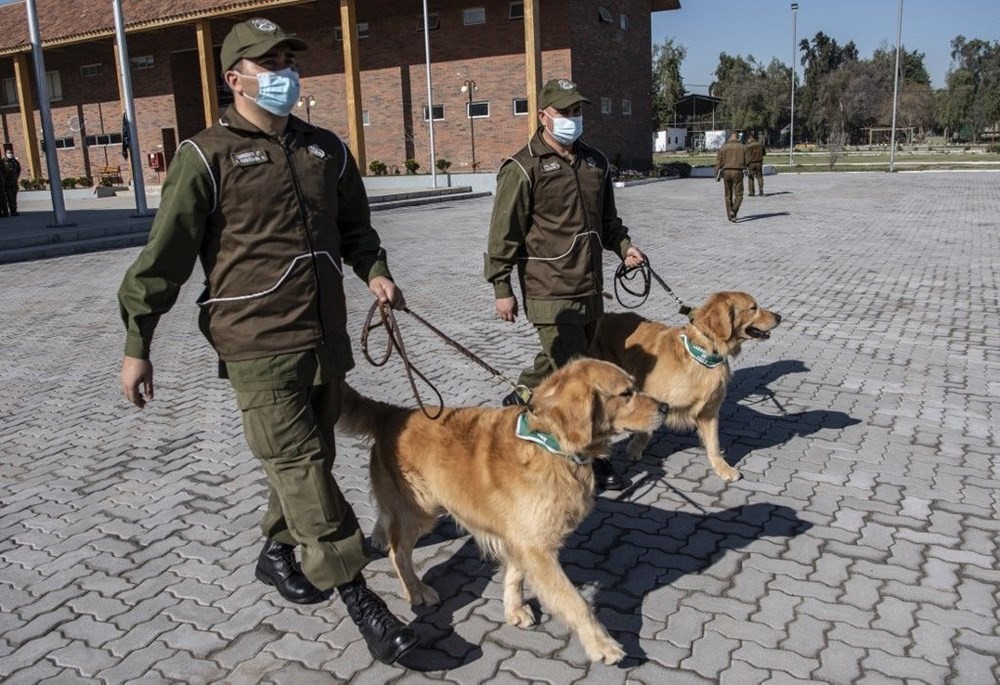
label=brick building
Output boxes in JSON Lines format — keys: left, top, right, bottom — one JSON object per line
{"left": 0, "top": 0, "right": 679, "bottom": 188}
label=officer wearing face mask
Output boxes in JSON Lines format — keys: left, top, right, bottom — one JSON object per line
{"left": 116, "top": 18, "right": 419, "bottom": 665}
{"left": 484, "top": 78, "right": 647, "bottom": 492}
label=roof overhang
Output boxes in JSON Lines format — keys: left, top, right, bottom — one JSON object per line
{"left": 651, "top": 1, "right": 681, "bottom": 10}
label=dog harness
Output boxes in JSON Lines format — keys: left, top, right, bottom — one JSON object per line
{"left": 680, "top": 334, "right": 726, "bottom": 368}
{"left": 514, "top": 412, "right": 592, "bottom": 465}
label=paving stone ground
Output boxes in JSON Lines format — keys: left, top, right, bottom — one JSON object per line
{"left": 1, "top": 171, "right": 998, "bottom": 684}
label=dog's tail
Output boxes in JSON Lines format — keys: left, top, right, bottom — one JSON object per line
{"left": 337, "top": 383, "right": 406, "bottom": 439}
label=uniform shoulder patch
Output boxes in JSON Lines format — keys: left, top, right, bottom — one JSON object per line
{"left": 307, "top": 144, "right": 328, "bottom": 159}
{"left": 231, "top": 149, "right": 270, "bottom": 167}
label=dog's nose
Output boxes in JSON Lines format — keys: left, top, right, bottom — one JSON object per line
{"left": 774, "top": 313, "right": 782, "bottom": 324}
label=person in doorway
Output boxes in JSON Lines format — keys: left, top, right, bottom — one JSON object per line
{"left": 484, "top": 78, "right": 647, "bottom": 492}
{"left": 117, "top": 18, "right": 419, "bottom": 665}
{"left": 714, "top": 132, "right": 747, "bottom": 222}
{"left": 745, "top": 133, "right": 765, "bottom": 197}
{"left": 0, "top": 151, "right": 16, "bottom": 217}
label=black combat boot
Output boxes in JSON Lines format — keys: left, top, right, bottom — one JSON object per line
{"left": 255, "top": 540, "right": 325, "bottom": 604}
{"left": 338, "top": 576, "right": 419, "bottom": 664}
{"left": 592, "top": 458, "right": 625, "bottom": 491}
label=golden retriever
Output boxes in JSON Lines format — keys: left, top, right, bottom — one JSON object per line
{"left": 589, "top": 291, "right": 781, "bottom": 482}
{"left": 337, "top": 358, "right": 666, "bottom": 663}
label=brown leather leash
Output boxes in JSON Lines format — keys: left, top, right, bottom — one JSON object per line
{"left": 613, "top": 260, "right": 693, "bottom": 318}
{"left": 361, "top": 301, "right": 522, "bottom": 419}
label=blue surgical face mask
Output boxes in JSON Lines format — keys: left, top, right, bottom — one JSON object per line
{"left": 238, "top": 67, "right": 300, "bottom": 116}
{"left": 548, "top": 114, "right": 583, "bottom": 145}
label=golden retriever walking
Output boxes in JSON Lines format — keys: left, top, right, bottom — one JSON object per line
{"left": 590, "top": 291, "right": 781, "bottom": 482}
{"left": 337, "top": 359, "right": 666, "bottom": 663}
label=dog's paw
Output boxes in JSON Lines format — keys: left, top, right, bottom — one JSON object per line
{"left": 407, "top": 582, "right": 440, "bottom": 606}
{"left": 715, "top": 463, "right": 742, "bottom": 482}
{"left": 505, "top": 605, "right": 535, "bottom": 627}
{"left": 586, "top": 634, "right": 626, "bottom": 664}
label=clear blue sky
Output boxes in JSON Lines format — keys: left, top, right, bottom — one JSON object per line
{"left": 653, "top": 0, "right": 1000, "bottom": 92}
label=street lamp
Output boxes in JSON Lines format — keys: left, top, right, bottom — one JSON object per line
{"left": 461, "top": 79, "right": 478, "bottom": 171}
{"left": 296, "top": 95, "right": 317, "bottom": 123}
{"left": 790, "top": 2, "right": 798, "bottom": 168}
{"left": 889, "top": 0, "right": 904, "bottom": 172}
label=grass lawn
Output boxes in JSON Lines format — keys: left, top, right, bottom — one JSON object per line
{"left": 654, "top": 149, "right": 1000, "bottom": 172}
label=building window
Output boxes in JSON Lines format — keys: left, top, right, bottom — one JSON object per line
{"left": 422, "top": 104, "right": 445, "bottom": 121}
{"left": 42, "top": 136, "right": 75, "bottom": 149}
{"left": 362, "top": 110, "right": 370, "bottom": 126}
{"left": 335, "top": 22, "right": 370, "bottom": 41}
{"left": 622, "top": 99, "right": 632, "bottom": 116}
{"left": 513, "top": 98, "right": 528, "bottom": 115}
{"left": 2, "top": 71, "right": 62, "bottom": 106}
{"left": 81, "top": 64, "right": 102, "bottom": 78}
{"left": 467, "top": 101, "right": 489, "bottom": 118}
{"left": 84, "top": 133, "right": 123, "bottom": 146}
{"left": 130, "top": 55, "right": 155, "bottom": 70}
{"left": 417, "top": 13, "right": 440, "bottom": 30}
{"left": 509, "top": 1, "right": 524, "bottom": 19}
{"left": 601, "top": 97, "right": 612, "bottom": 114}
{"left": 597, "top": 6, "right": 614, "bottom": 23}
{"left": 620, "top": 14, "right": 629, "bottom": 30}
{"left": 463, "top": 7, "right": 486, "bottom": 25}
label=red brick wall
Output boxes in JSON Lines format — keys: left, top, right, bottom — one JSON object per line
{"left": 0, "top": 0, "right": 655, "bottom": 184}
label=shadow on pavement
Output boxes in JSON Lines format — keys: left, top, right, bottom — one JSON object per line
{"left": 737, "top": 211, "right": 790, "bottom": 222}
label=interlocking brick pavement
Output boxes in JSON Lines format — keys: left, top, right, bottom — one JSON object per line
{"left": 1, "top": 171, "right": 998, "bottom": 683}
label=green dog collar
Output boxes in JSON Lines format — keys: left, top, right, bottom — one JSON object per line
{"left": 680, "top": 334, "right": 726, "bottom": 368}
{"left": 515, "top": 413, "right": 592, "bottom": 466}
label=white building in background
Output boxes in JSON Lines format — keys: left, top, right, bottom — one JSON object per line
{"left": 654, "top": 127, "right": 687, "bottom": 152}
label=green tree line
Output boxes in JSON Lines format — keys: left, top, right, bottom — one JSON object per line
{"left": 651, "top": 32, "right": 1000, "bottom": 146}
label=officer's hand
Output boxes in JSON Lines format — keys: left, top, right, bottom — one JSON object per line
{"left": 370, "top": 276, "right": 406, "bottom": 310}
{"left": 624, "top": 246, "right": 646, "bottom": 268}
{"left": 495, "top": 297, "right": 518, "bottom": 322}
{"left": 121, "top": 356, "right": 154, "bottom": 409}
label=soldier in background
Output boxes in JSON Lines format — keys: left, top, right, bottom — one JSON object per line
{"left": 745, "top": 134, "right": 765, "bottom": 197}
{"left": 0, "top": 150, "right": 14, "bottom": 217}
{"left": 714, "top": 132, "right": 747, "bottom": 223}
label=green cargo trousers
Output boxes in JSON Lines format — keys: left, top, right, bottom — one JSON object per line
{"left": 518, "top": 319, "right": 598, "bottom": 390}
{"left": 234, "top": 378, "right": 368, "bottom": 590}
{"left": 722, "top": 168, "right": 745, "bottom": 220}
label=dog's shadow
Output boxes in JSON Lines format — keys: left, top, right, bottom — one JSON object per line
{"left": 389, "top": 502, "right": 810, "bottom": 670}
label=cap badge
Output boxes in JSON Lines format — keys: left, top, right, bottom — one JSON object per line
{"left": 558, "top": 79, "right": 575, "bottom": 90}
{"left": 250, "top": 18, "right": 278, "bottom": 33}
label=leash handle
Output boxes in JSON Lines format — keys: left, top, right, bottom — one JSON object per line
{"left": 613, "top": 260, "right": 693, "bottom": 318}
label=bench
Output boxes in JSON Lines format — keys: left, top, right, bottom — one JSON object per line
{"left": 96, "top": 165, "right": 122, "bottom": 185}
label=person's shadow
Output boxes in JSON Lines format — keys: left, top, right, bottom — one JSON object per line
{"left": 737, "top": 211, "right": 790, "bottom": 222}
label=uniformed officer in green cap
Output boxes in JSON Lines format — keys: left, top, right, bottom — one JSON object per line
{"left": 484, "top": 78, "right": 647, "bottom": 491}
{"left": 117, "top": 17, "right": 418, "bottom": 665}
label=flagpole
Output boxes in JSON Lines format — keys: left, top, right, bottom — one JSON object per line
{"left": 112, "top": 0, "right": 150, "bottom": 216}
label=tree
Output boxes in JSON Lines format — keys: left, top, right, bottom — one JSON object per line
{"left": 939, "top": 35, "right": 1000, "bottom": 143}
{"left": 797, "top": 32, "right": 859, "bottom": 141}
{"left": 711, "top": 54, "right": 790, "bottom": 142}
{"left": 651, "top": 38, "right": 686, "bottom": 130}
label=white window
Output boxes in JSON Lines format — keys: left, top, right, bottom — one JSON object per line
{"left": 620, "top": 14, "right": 629, "bottom": 30}
{"left": 422, "top": 104, "right": 445, "bottom": 121}
{"left": 601, "top": 97, "right": 612, "bottom": 114}
{"left": 467, "top": 101, "right": 489, "bottom": 118}
{"left": 81, "top": 63, "right": 102, "bottom": 78}
{"left": 597, "top": 6, "right": 614, "bottom": 23}
{"left": 130, "top": 55, "right": 155, "bottom": 70}
{"left": 622, "top": 99, "right": 632, "bottom": 116}
{"left": 3, "top": 71, "right": 62, "bottom": 106}
{"left": 463, "top": 7, "right": 486, "bottom": 25}
{"left": 513, "top": 98, "right": 528, "bottom": 115}
{"left": 417, "top": 13, "right": 440, "bottom": 30}
{"left": 362, "top": 110, "right": 370, "bottom": 126}
{"left": 335, "top": 22, "right": 370, "bottom": 41}
{"left": 509, "top": 1, "right": 524, "bottom": 19}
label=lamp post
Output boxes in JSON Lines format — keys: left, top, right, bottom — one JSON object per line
{"left": 889, "top": 0, "right": 904, "bottom": 172}
{"left": 790, "top": 2, "right": 798, "bottom": 168}
{"left": 296, "top": 95, "right": 317, "bottom": 123}
{"left": 461, "top": 79, "right": 477, "bottom": 171}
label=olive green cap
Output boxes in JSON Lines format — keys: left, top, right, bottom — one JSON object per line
{"left": 537, "top": 79, "right": 591, "bottom": 111}
{"left": 220, "top": 18, "right": 307, "bottom": 74}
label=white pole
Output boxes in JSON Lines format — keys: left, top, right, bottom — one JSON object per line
{"left": 25, "top": 0, "right": 70, "bottom": 226}
{"left": 790, "top": 2, "right": 798, "bottom": 169}
{"left": 112, "top": 0, "right": 150, "bottom": 215}
{"left": 889, "top": 0, "right": 904, "bottom": 172}
{"left": 422, "top": 0, "right": 438, "bottom": 188}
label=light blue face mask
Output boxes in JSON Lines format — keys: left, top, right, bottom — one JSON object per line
{"left": 239, "top": 67, "right": 301, "bottom": 116}
{"left": 549, "top": 115, "right": 583, "bottom": 145}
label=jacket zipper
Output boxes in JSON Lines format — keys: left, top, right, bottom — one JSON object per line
{"left": 280, "top": 136, "right": 327, "bottom": 343}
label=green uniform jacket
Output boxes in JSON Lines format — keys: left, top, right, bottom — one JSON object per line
{"left": 745, "top": 140, "right": 765, "bottom": 164}
{"left": 715, "top": 140, "right": 748, "bottom": 171}
{"left": 118, "top": 106, "right": 390, "bottom": 377}
{"left": 484, "top": 128, "right": 632, "bottom": 324}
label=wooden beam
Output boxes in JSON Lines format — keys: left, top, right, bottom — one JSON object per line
{"left": 524, "top": 0, "right": 541, "bottom": 138}
{"left": 12, "top": 53, "right": 41, "bottom": 179}
{"left": 195, "top": 20, "right": 219, "bottom": 127}
{"left": 340, "top": 0, "right": 366, "bottom": 172}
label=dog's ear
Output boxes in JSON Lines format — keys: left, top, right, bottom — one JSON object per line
{"left": 695, "top": 295, "right": 734, "bottom": 342}
{"left": 530, "top": 365, "right": 595, "bottom": 453}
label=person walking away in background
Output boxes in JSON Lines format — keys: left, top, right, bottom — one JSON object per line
{"left": 715, "top": 132, "right": 747, "bottom": 223}
{"left": 745, "top": 133, "right": 765, "bottom": 197}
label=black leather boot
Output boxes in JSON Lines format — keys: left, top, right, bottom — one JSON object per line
{"left": 592, "top": 458, "right": 625, "bottom": 491}
{"left": 338, "top": 576, "right": 419, "bottom": 664}
{"left": 255, "top": 540, "right": 325, "bottom": 605}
